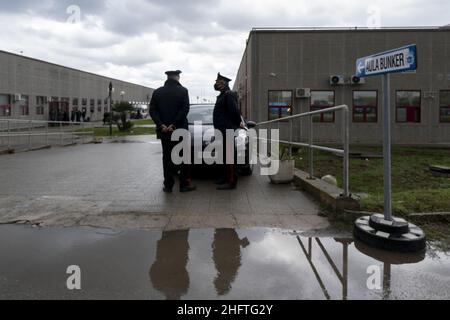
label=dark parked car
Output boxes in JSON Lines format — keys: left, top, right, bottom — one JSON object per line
{"left": 187, "top": 104, "right": 255, "bottom": 176}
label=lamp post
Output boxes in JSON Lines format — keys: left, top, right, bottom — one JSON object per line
{"left": 146, "top": 94, "right": 150, "bottom": 119}
{"left": 109, "top": 82, "right": 113, "bottom": 137}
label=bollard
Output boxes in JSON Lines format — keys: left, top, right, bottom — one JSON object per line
{"left": 28, "top": 120, "right": 32, "bottom": 150}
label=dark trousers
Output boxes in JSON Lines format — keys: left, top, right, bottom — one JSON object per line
{"left": 161, "top": 139, "right": 191, "bottom": 189}
{"left": 219, "top": 130, "right": 238, "bottom": 186}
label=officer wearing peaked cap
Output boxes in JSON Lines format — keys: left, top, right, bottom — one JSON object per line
{"left": 213, "top": 73, "right": 243, "bottom": 190}
{"left": 150, "top": 70, "right": 196, "bottom": 193}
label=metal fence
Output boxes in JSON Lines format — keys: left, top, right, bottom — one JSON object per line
{"left": 256, "top": 105, "right": 350, "bottom": 197}
{"left": 0, "top": 119, "right": 95, "bottom": 152}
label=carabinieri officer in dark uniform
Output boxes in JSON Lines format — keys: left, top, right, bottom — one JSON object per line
{"left": 213, "top": 73, "right": 243, "bottom": 190}
{"left": 150, "top": 70, "right": 196, "bottom": 193}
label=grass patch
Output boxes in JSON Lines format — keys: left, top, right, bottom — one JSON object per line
{"left": 131, "top": 119, "right": 154, "bottom": 125}
{"left": 421, "top": 222, "right": 450, "bottom": 252}
{"left": 76, "top": 126, "right": 156, "bottom": 137}
{"left": 294, "top": 146, "right": 450, "bottom": 215}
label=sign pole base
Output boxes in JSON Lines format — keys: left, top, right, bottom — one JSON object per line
{"left": 354, "top": 215, "right": 426, "bottom": 252}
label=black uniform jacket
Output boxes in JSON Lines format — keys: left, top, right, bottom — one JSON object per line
{"left": 150, "top": 79, "right": 190, "bottom": 140}
{"left": 213, "top": 89, "right": 242, "bottom": 132}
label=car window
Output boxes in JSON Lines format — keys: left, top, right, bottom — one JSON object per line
{"left": 188, "top": 105, "right": 214, "bottom": 124}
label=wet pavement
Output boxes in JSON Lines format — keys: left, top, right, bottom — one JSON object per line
{"left": 0, "top": 224, "right": 449, "bottom": 300}
{"left": 2, "top": 135, "right": 449, "bottom": 300}
{"left": 0, "top": 135, "right": 326, "bottom": 231}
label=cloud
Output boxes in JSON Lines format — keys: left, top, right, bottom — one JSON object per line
{"left": 0, "top": 0, "right": 449, "bottom": 101}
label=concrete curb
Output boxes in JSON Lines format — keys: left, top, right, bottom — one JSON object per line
{"left": 293, "top": 169, "right": 361, "bottom": 212}
{"left": 29, "top": 145, "right": 52, "bottom": 151}
{"left": 409, "top": 212, "right": 450, "bottom": 223}
{"left": 0, "top": 149, "right": 15, "bottom": 155}
{"left": 343, "top": 211, "right": 450, "bottom": 223}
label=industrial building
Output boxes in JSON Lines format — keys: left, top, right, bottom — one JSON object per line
{"left": 0, "top": 50, "right": 153, "bottom": 123}
{"left": 234, "top": 27, "right": 450, "bottom": 145}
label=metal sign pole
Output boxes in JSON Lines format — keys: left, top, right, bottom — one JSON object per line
{"left": 382, "top": 73, "right": 392, "bottom": 221}
{"left": 354, "top": 44, "right": 426, "bottom": 252}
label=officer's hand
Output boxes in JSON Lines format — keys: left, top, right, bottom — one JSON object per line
{"left": 240, "top": 122, "right": 246, "bottom": 129}
{"left": 161, "top": 125, "right": 169, "bottom": 133}
{"left": 168, "top": 125, "right": 176, "bottom": 132}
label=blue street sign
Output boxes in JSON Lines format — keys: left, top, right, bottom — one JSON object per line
{"left": 356, "top": 44, "right": 417, "bottom": 78}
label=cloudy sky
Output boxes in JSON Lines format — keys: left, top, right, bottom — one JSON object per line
{"left": 1, "top": 0, "right": 448, "bottom": 101}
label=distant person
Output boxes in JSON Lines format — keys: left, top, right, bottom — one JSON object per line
{"left": 149, "top": 70, "right": 196, "bottom": 193}
{"left": 103, "top": 112, "right": 110, "bottom": 125}
{"left": 75, "top": 110, "right": 81, "bottom": 123}
{"left": 63, "top": 111, "right": 69, "bottom": 124}
{"left": 213, "top": 73, "right": 243, "bottom": 190}
{"left": 70, "top": 110, "right": 75, "bottom": 122}
{"left": 81, "top": 109, "right": 87, "bottom": 122}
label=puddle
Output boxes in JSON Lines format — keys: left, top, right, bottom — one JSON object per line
{"left": 0, "top": 225, "right": 449, "bottom": 300}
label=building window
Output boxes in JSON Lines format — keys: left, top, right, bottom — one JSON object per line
{"left": 439, "top": 90, "right": 450, "bottom": 123}
{"left": 0, "top": 94, "right": 11, "bottom": 117}
{"left": 97, "top": 99, "right": 102, "bottom": 112}
{"left": 396, "top": 91, "right": 421, "bottom": 123}
{"left": 36, "top": 106, "right": 44, "bottom": 115}
{"left": 20, "top": 95, "right": 29, "bottom": 116}
{"left": 268, "top": 90, "right": 293, "bottom": 120}
{"left": 73, "top": 98, "right": 79, "bottom": 106}
{"left": 36, "top": 96, "right": 47, "bottom": 105}
{"left": 82, "top": 98, "right": 87, "bottom": 106}
{"left": 36, "top": 96, "right": 46, "bottom": 115}
{"left": 310, "top": 91, "right": 335, "bottom": 123}
{"left": 353, "top": 91, "right": 378, "bottom": 123}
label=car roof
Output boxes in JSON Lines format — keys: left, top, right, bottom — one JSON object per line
{"left": 190, "top": 104, "right": 214, "bottom": 107}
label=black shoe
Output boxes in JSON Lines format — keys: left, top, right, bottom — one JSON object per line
{"left": 215, "top": 179, "right": 227, "bottom": 185}
{"left": 180, "top": 185, "right": 197, "bottom": 193}
{"left": 217, "top": 183, "right": 237, "bottom": 190}
{"left": 163, "top": 187, "right": 173, "bottom": 193}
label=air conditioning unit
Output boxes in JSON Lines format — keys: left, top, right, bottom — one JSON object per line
{"left": 295, "top": 88, "right": 311, "bottom": 99}
{"left": 330, "top": 75, "right": 345, "bottom": 85}
{"left": 350, "top": 75, "right": 366, "bottom": 85}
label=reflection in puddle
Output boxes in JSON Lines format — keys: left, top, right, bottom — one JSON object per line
{"left": 150, "top": 229, "right": 250, "bottom": 299}
{"left": 148, "top": 230, "right": 446, "bottom": 300}
{"left": 212, "top": 229, "right": 250, "bottom": 296}
{"left": 150, "top": 231, "right": 190, "bottom": 300}
{"left": 0, "top": 225, "right": 448, "bottom": 300}
{"left": 298, "top": 237, "right": 426, "bottom": 300}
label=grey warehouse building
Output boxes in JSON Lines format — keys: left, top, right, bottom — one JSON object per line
{"left": 0, "top": 50, "right": 153, "bottom": 123}
{"left": 234, "top": 27, "right": 450, "bottom": 145}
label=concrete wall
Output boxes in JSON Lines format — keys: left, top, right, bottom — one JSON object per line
{"left": 234, "top": 36, "right": 254, "bottom": 121}
{"left": 0, "top": 51, "right": 153, "bottom": 122}
{"left": 234, "top": 28, "right": 450, "bottom": 145}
